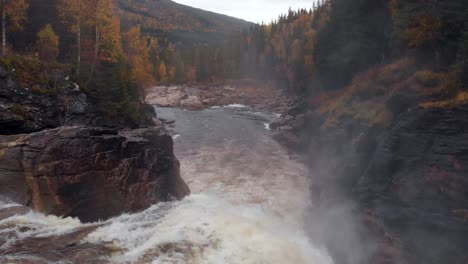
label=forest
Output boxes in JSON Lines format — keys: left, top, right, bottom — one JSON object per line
{"left": 183, "top": 0, "right": 468, "bottom": 100}
{"left": 2, "top": 0, "right": 468, "bottom": 122}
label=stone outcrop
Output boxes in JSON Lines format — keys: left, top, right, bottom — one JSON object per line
{"left": 145, "top": 80, "right": 296, "bottom": 112}
{"left": 0, "top": 126, "right": 189, "bottom": 222}
{"left": 0, "top": 65, "right": 158, "bottom": 135}
{"left": 272, "top": 104, "right": 468, "bottom": 263}
{"left": 0, "top": 67, "right": 93, "bottom": 134}
{"left": 0, "top": 64, "right": 190, "bottom": 222}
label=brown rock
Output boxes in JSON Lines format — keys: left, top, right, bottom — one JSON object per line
{"left": 180, "top": 95, "right": 203, "bottom": 110}
{"left": 145, "top": 86, "right": 187, "bottom": 108}
{"left": 0, "top": 126, "right": 190, "bottom": 222}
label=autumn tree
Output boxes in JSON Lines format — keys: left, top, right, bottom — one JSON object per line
{"left": 86, "top": 0, "right": 121, "bottom": 83}
{"left": 36, "top": 24, "right": 59, "bottom": 62}
{"left": 158, "top": 61, "right": 167, "bottom": 82}
{"left": 57, "top": 0, "right": 90, "bottom": 75}
{"left": 393, "top": 1, "right": 468, "bottom": 65}
{"left": 1, "top": 0, "right": 29, "bottom": 55}
{"left": 122, "top": 26, "right": 155, "bottom": 90}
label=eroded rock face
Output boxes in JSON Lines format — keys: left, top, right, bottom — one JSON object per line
{"left": 272, "top": 104, "right": 468, "bottom": 264}
{"left": 357, "top": 106, "right": 468, "bottom": 264}
{"left": 0, "top": 126, "right": 189, "bottom": 222}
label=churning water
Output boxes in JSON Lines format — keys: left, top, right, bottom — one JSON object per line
{"left": 0, "top": 106, "right": 333, "bottom": 264}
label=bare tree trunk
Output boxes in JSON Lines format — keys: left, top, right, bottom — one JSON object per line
{"left": 2, "top": 0, "right": 6, "bottom": 56}
{"left": 76, "top": 0, "right": 81, "bottom": 76}
{"left": 87, "top": 25, "right": 99, "bottom": 85}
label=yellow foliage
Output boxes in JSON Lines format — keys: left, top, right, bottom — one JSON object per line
{"left": 122, "top": 26, "right": 155, "bottom": 89}
{"left": 158, "top": 62, "right": 167, "bottom": 82}
{"left": 316, "top": 58, "right": 463, "bottom": 127}
{"left": 421, "top": 91, "right": 468, "bottom": 108}
{"left": 36, "top": 24, "right": 59, "bottom": 62}
{"left": 93, "top": 0, "right": 122, "bottom": 62}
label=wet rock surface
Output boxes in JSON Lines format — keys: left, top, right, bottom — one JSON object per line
{"left": 0, "top": 126, "right": 189, "bottom": 222}
{"left": 272, "top": 103, "right": 468, "bottom": 263}
{"left": 0, "top": 204, "right": 113, "bottom": 264}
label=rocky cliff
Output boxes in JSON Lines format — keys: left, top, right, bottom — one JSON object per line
{"left": 0, "top": 65, "right": 189, "bottom": 222}
{"left": 0, "top": 126, "right": 189, "bottom": 222}
{"left": 272, "top": 103, "right": 468, "bottom": 263}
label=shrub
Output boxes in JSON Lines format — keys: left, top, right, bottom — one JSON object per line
{"left": 0, "top": 55, "right": 69, "bottom": 92}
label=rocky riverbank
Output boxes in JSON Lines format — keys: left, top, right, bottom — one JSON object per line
{"left": 0, "top": 65, "right": 189, "bottom": 222}
{"left": 270, "top": 101, "right": 468, "bottom": 263}
{"left": 145, "top": 80, "right": 297, "bottom": 112}
{"left": 0, "top": 126, "right": 189, "bottom": 222}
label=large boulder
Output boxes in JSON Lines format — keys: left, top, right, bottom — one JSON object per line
{"left": 180, "top": 95, "right": 203, "bottom": 110}
{"left": 0, "top": 126, "right": 190, "bottom": 222}
{"left": 145, "top": 86, "right": 187, "bottom": 108}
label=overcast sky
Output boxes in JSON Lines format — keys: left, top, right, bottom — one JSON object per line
{"left": 173, "top": 0, "right": 315, "bottom": 23}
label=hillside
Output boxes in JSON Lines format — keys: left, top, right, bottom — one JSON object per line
{"left": 116, "top": 0, "right": 254, "bottom": 44}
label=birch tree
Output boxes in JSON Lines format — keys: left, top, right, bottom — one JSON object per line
{"left": 0, "top": 0, "right": 29, "bottom": 56}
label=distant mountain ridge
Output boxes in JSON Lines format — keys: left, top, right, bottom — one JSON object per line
{"left": 116, "top": 0, "right": 255, "bottom": 44}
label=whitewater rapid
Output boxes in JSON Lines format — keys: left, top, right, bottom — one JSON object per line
{"left": 0, "top": 106, "right": 333, "bottom": 264}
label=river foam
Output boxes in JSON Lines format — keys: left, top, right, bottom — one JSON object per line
{"left": 84, "top": 194, "right": 333, "bottom": 264}
{"left": 0, "top": 106, "right": 333, "bottom": 263}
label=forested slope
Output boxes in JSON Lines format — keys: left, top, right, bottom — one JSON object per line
{"left": 253, "top": 1, "right": 468, "bottom": 263}
{"left": 116, "top": 0, "right": 253, "bottom": 44}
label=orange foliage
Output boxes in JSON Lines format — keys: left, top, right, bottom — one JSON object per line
{"left": 3, "top": 0, "right": 29, "bottom": 31}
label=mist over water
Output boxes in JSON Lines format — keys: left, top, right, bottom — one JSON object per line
{"left": 0, "top": 106, "right": 333, "bottom": 263}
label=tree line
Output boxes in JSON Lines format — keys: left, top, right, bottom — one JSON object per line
{"left": 3, "top": 0, "right": 468, "bottom": 111}
{"left": 174, "top": 0, "right": 468, "bottom": 97}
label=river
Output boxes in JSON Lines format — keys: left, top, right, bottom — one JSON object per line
{"left": 0, "top": 105, "right": 333, "bottom": 263}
